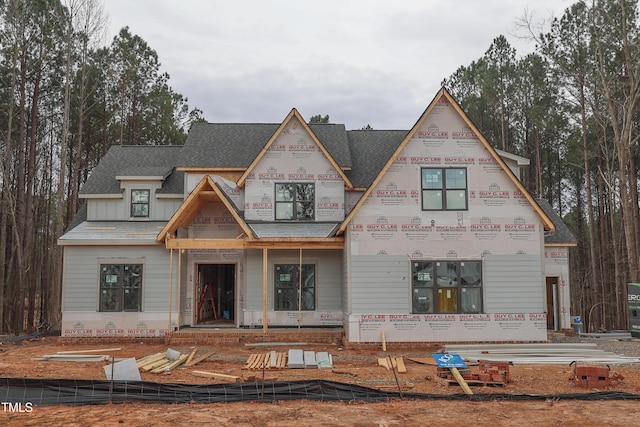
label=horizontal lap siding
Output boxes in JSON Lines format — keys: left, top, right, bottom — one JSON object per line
{"left": 350, "top": 255, "right": 409, "bottom": 313}
{"left": 483, "top": 254, "right": 544, "bottom": 313}
{"left": 63, "top": 246, "right": 175, "bottom": 312}
{"left": 245, "top": 249, "right": 342, "bottom": 311}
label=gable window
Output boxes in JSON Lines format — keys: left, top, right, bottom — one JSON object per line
{"left": 411, "top": 260, "right": 482, "bottom": 314}
{"left": 99, "top": 264, "right": 143, "bottom": 312}
{"left": 421, "top": 168, "right": 468, "bottom": 210}
{"left": 275, "top": 183, "right": 315, "bottom": 220}
{"left": 274, "top": 264, "right": 315, "bottom": 310}
{"left": 131, "top": 189, "right": 150, "bottom": 217}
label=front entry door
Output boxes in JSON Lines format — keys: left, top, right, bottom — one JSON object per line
{"left": 196, "top": 263, "right": 235, "bottom": 325}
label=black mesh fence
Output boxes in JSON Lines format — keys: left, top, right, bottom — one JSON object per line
{"left": 1, "top": 378, "right": 639, "bottom": 406}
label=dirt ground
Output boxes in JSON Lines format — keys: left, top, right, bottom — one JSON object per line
{"left": 0, "top": 336, "right": 639, "bottom": 426}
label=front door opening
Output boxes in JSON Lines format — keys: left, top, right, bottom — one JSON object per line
{"left": 196, "top": 263, "right": 235, "bottom": 325}
{"left": 546, "top": 277, "right": 560, "bottom": 331}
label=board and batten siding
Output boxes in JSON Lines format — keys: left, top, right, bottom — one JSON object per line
{"left": 62, "top": 245, "right": 177, "bottom": 312}
{"left": 349, "top": 255, "right": 409, "bottom": 314}
{"left": 483, "top": 254, "right": 544, "bottom": 313}
{"left": 244, "top": 249, "right": 342, "bottom": 312}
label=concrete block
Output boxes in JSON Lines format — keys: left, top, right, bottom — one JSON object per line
{"left": 303, "top": 351, "right": 317, "bottom": 368}
{"left": 288, "top": 349, "right": 304, "bottom": 369}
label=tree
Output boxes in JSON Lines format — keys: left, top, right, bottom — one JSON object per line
{"left": 308, "top": 114, "right": 330, "bottom": 124}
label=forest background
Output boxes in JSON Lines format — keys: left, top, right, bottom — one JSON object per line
{"left": 0, "top": 0, "right": 636, "bottom": 335}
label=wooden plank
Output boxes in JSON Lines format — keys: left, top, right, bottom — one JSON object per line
{"left": 185, "top": 348, "right": 198, "bottom": 366}
{"left": 407, "top": 357, "right": 438, "bottom": 366}
{"left": 277, "top": 352, "right": 286, "bottom": 368}
{"left": 378, "top": 357, "right": 390, "bottom": 370}
{"left": 381, "top": 332, "right": 386, "bottom": 352}
{"left": 56, "top": 348, "right": 121, "bottom": 354}
{"left": 251, "top": 354, "right": 265, "bottom": 369}
{"left": 185, "top": 350, "right": 215, "bottom": 367}
{"left": 450, "top": 367, "right": 474, "bottom": 395}
{"left": 243, "top": 354, "right": 259, "bottom": 369}
{"left": 191, "top": 370, "right": 240, "bottom": 383}
{"left": 270, "top": 351, "right": 277, "bottom": 368}
{"left": 136, "top": 352, "right": 165, "bottom": 369}
{"left": 151, "top": 354, "right": 188, "bottom": 373}
{"left": 395, "top": 357, "right": 407, "bottom": 373}
{"left": 141, "top": 358, "right": 169, "bottom": 371}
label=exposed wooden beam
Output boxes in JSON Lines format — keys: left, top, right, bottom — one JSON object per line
{"left": 164, "top": 237, "right": 344, "bottom": 250}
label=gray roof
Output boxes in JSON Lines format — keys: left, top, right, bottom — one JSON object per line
{"left": 178, "top": 122, "right": 353, "bottom": 169}
{"left": 346, "top": 130, "right": 407, "bottom": 188}
{"left": 536, "top": 199, "right": 578, "bottom": 245}
{"left": 58, "top": 221, "right": 166, "bottom": 245}
{"left": 80, "top": 145, "right": 184, "bottom": 195}
{"left": 179, "top": 123, "right": 279, "bottom": 168}
{"left": 248, "top": 223, "right": 339, "bottom": 238}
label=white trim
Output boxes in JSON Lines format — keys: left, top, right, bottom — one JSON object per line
{"left": 79, "top": 193, "right": 123, "bottom": 199}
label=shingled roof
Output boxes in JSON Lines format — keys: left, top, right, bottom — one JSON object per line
{"left": 79, "top": 145, "right": 184, "bottom": 195}
{"left": 536, "top": 199, "right": 578, "bottom": 246}
{"left": 346, "top": 130, "right": 407, "bottom": 188}
{"left": 178, "top": 122, "right": 353, "bottom": 170}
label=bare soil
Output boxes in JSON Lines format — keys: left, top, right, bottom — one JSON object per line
{"left": 0, "top": 336, "right": 639, "bottom": 426}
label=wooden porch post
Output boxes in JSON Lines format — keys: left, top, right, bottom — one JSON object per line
{"left": 168, "top": 248, "right": 174, "bottom": 332}
{"left": 298, "top": 248, "right": 302, "bottom": 331}
{"left": 177, "top": 249, "right": 182, "bottom": 331}
{"left": 263, "top": 248, "right": 268, "bottom": 334}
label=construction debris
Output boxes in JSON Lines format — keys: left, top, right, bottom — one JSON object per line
{"left": 185, "top": 350, "right": 215, "bottom": 367}
{"left": 191, "top": 370, "right": 241, "bottom": 383}
{"left": 244, "top": 352, "right": 287, "bottom": 369}
{"left": 443, "top": 343, "right": 640, "bottom": 365}
{"left": 378, "top": 356, "right": 407, "bottom": 373}
{"left": 436, "top": 360, "right": 510, "bottom": 387}
{"left": 32, "top": 354, "right": 111, "bottom": 362}
{"left": 569, "top": 362, "right": 625, "bottom": 389}
{"left": 138, "top": 348, "right": 188, "bottom": 373}
{"left": 104, "top": 358, "right": 141, "bottom": 381}
{"left": 244, "top": 350, "right": 333, "bottom": 369}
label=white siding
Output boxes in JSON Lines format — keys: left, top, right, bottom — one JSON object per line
{"left": 483, "top": 254, "right": 544, "bottom": 313}
{"left": 349, "top": 255, "right": 409, "bottom": 314}
{"left": 62, "top": 246, "right": 177, "bottom": 312}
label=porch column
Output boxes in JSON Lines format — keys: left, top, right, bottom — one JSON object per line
{"left": 263, "top": 248, "right": 268, "bottom": 334}
{"left": 168, "top": 248, "right": 174, "bottom": 331}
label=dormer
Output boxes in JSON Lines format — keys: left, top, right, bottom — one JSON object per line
{"left": 116, "top": 166, "right": 173, "bottom": 221}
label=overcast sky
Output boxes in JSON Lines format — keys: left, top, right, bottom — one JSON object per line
{"left": 103, "top": 0, "right": 572, "bottom": 130}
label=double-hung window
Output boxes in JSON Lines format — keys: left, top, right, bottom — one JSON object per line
{"left": 411, "top": 260, "right": 482, "bottom": 314}
{"left": 274, "top": 264, "right": 315, "bottom": 311}
{"left": 421, "top": 168, "right": 468, "bottom": 210}
{"left": 99, "top": 263, "right": 143, "bottom": 312}
{"left": 131, "top": 189, "right": 150, "bottom": 218}
{"left": 275, "top": 183, "right": 315, "bottom": 220}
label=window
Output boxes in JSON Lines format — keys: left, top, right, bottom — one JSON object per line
{"left": 99, "top": 264, "right": 143, "bottom": 312}
{"left": 131, "top": 189, "right": 150, "bottom": 217}
{"left": 421, "top": 168, "right": 467, "bottom": 210}
{"left": 274, "top": 264, "right": 315, "bottom": 310}
{"left": 411, "top": 260, "right": 482, "bottom": 314}
{"left": 275, "top": 183, "right": 314, "bottom": 220}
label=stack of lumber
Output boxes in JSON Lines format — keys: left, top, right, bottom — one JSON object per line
{"left": 137, "top": 349, "right": 188, "bottom": 374}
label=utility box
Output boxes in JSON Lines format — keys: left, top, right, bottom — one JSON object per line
{"left": 572, "top": 316, "right": 584, "bottom": 335}
{"left": 629, "top": 283, "right": 640, "bottom": 338}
